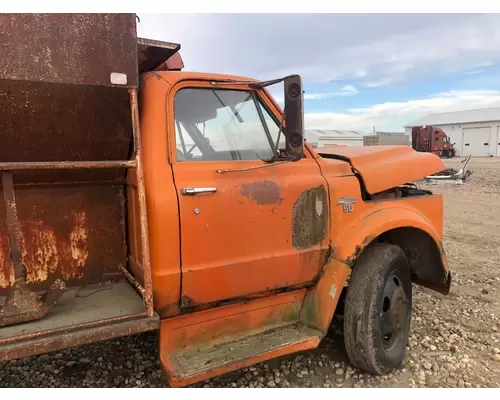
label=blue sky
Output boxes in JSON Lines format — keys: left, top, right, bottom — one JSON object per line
{"left": 137, "top": 13, "right": 500, "bottom": 132}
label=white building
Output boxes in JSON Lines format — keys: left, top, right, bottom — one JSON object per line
{"left": 404, "top": 107, "right": 500, "bottom": 157}
{"left": 305, "top": 129, "right": 365, "bottom": 148}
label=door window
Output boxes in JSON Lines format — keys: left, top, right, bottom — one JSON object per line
{"left": 174, "top": 88, "right": 282, "bottom": 162}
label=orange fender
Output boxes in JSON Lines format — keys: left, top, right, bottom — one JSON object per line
{"left": 300, "top": 202, "right": 450, "bottom": 334}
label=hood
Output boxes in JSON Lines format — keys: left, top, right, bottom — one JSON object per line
{"left": 318, "top": 145, "right": 445, "bottom": 194}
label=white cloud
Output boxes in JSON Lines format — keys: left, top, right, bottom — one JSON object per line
{"left": 272, "top": 85, "right": 359, "bottom": 103}
{"left": 363, "top": 77, "right": 394, "bottom": 88}
{"left": 304, "top": 89, "right": 500, "bottom": 131}
{"left": 337, "top": 85, "right": 358, "bottom": 96}
{"left": 137, "top": 13, "right": 500, "bottom": 87}
{"left": 304, "top": 93, "right": 332, "bottom": 100}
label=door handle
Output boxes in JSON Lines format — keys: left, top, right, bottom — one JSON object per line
{"left": 181, "top": 187, "right": 217, "bottom": 195}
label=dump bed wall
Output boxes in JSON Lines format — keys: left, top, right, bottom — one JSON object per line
{"left": 0, "top": 14, "right": 138, "bottom": 87}
{"left": 0, "top": 14, "right": 138, "bottom": 295}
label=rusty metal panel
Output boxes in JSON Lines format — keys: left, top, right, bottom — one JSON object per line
{"left": 0, "top": 13, "right": 138, "bottom": 87}
{"left": 0, "top": 314, "right": 159, "bottom": 362}
{"left": 0, "top": 183, "right": 127, "bottom": 294}
{"left": 0, "top": 80, "right": 133, "bottom": 163}
{"left": 137, "top": 37, "right": 181, "bottom": 73}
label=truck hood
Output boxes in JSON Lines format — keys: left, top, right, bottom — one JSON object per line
{"left": 317, "top": 145, "right": 445, "bottom": 194}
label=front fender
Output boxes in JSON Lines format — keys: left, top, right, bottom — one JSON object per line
{"left": 299, "top": 200, "right": 451, "bottom": 334}
{"left": 335, "top": 205, "right": 449, "bottom": 273}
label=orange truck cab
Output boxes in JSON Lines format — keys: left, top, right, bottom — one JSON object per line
{"left": 0, "top": 14, "right": 451, "bottom": 387}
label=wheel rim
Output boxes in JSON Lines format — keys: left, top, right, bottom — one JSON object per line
{"left": 379, "top": 274, "right": 409, "bottom": 351}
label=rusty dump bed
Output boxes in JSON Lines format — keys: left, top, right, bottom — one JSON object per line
{"left": 0, "top": 13, "right": 179, "bottom": 361}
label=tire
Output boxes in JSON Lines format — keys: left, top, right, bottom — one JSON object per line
{"left": 343, "top": 243, "right": 412, "bottom": 375}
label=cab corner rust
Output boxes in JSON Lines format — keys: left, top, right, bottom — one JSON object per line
{"left": 240, "top": 180, "right": 283, "bottom": 206}
{"left": 180, "top": 295, "right": 195, "bottom": 309}
{"left": 291, "top": 185, "right": 328, "bottom": 249}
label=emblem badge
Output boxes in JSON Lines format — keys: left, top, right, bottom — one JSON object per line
{"left": 337, "top": 196, "right": 357, "bottom": 213}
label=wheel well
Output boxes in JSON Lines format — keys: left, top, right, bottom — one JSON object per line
{"left": 334, "top": 228, "right": 451, "bottom": 318}
{"left": 375, "top": 227, "right": 450, "bottom": 295}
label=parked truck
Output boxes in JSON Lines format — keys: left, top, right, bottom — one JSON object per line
{"left": 411, "top": 126, "right": 456, "bottom": 158}
{"left": 0, "top": 14, "right": 452, "bottom": 388}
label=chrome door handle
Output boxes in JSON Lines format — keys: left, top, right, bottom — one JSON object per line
{"left": 181, "top": 187, "right": 217, "bottom": 195}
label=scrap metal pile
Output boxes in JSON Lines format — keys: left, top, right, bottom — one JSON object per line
{"left": 424, "top": 155, "right": 473, "bottom": 184}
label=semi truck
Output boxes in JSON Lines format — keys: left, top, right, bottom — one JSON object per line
{"left": 411, "top": 126, "right": 456, "bottom": 158}
{"left": 0, "top": 13, "right": 452, "bottom": 387}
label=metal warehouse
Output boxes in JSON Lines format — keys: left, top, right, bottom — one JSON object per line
{"left": 404, "top": 107, "right": 500, "bottom": 157}
{"left": 305, "top": 129, "right": 365, "bottom": 148}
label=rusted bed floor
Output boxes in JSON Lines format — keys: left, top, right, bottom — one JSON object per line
{"left": 0, "top": 280, "right": 145, "bottom": 339}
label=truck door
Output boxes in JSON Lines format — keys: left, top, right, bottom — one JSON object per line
{"left": 169, "top": 82, "right": 330, "bottom": 308}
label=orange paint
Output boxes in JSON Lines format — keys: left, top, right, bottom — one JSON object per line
{"left": 318, "top": 145, "right": 445, "bottom": 195}
{"left": 165, "top": 337, "right": 320, "bottom": 388}
{"left": 160, "top": 290, "right": 306, "bottom": 352}
{"left": 299, "top": 257, "right": 351, "bottom": 333}
{"left": 159, "top": 290, "right": 321, "bottom": 387}
{"left": 172, "top": 157, "right": 329, "bottom": 305}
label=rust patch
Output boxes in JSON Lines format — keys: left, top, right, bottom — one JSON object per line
{"left": 291, "top": 185, "right": 328, "bottom": 249}
{"left": 0, "top": 14, "right": 138, "bottom": 87}
{"left": 69, "top": 211, "right": 89, "bottom": 278}
{"left": 0, "top": 185, "right": 127, "bottom": 294}
{"left": 345, "top": 244, "right": 364, "bottom": 267}
{"left": 24, "top": 221, "right": 59, "bottom": 283}
{"left": 0, "top": 235, "right": 13, "bottom": 288}
{"left": 180, "top": 295, "right": 195, "bottom": 309}
{"left": 240, "top": 181, "right": 283, "bottom": 206}
{"left": 0, "top": 278, "right": 67, "bottom": 328}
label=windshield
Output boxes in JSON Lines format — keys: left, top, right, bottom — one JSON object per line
{"left": 174, "top": 88, "right": 285, "bottom": 162}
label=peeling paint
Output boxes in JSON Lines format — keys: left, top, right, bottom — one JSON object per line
{"left": 328, "top": 283, "right": 337, "bottom": 299}
{"left": 315, "top": 196, "right": 323, "bottom": 217}
{"left": 240, "top": 181, "right": 283, "bottom": 206}
{"left": 291, "top": 185, "right": 328, "bottom": 250}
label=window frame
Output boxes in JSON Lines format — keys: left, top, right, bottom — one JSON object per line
{"left": 255, "top": 95, "right": 287, "bottom": 151}
{"left": 171, "top": 86, "right": 284, "bottom": 163}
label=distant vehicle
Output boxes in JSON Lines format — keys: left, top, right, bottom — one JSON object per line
{"left": 411, "top": 126, "right": 456, "bottom": 158}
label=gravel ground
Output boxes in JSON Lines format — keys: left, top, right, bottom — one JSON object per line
{"left": 1, "top": 157, "right": 500, "bottom": 388}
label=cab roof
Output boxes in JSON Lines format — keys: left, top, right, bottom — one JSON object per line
{"left": 143, "top": 70, "right": 259, "bottom": 86}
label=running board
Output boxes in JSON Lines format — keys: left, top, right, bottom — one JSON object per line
{"left": 161, "top": 323, "right": 322, "bottom": 387}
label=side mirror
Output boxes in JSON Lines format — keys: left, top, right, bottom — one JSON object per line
{"left": 284, "top": 75, "right": 304, "bottom": 158}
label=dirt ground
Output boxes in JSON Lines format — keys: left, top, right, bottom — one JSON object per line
{"left": 1, "top": 157, "right": 500, "bottom": 388}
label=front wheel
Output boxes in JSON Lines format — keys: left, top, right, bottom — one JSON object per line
{"left": 343, "top": 243, "right": 412, "bottom": 375}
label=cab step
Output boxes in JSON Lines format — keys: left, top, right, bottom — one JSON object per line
{"left": 161, "top": 322, "right": 322, "bottom": 387}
